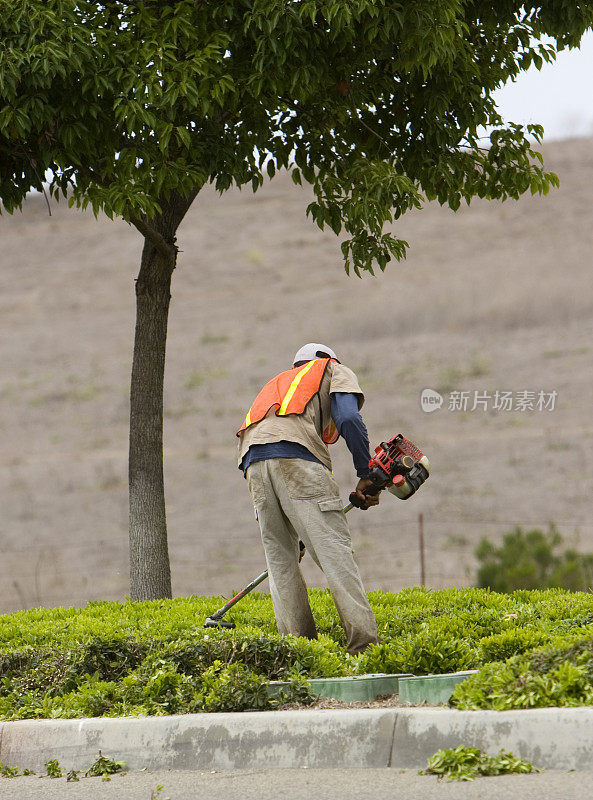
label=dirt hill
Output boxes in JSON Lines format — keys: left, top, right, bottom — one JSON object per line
{"left": 1, "top": 136, "right": 592, "bottom": 614}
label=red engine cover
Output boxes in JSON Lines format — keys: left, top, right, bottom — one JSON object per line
{"left": 370, "top": 434, "right": 423, "bottom": 477}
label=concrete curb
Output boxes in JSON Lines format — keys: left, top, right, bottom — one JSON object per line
{"left": 2, "top": 707, "right": 593, "bottom": 772}
{"left": 0, "top": 710, "right": 397, "bottom": 772}
{"left": 391, "top": 707, "right": 593, "bottom": 770}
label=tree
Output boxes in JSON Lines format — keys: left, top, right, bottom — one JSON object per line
{"left": 1, "top": 1, "right": 591, "bottom": 600}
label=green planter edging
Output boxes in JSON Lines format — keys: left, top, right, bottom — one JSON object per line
{"left": 398, "top": 670, "right": 479, "bottom": 705}
{"left": 267, "top": 673, "right": 413, "bottom": 703}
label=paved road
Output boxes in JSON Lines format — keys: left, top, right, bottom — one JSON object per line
{"left": 1, "top": 768, "right": 592, "bottom": 800}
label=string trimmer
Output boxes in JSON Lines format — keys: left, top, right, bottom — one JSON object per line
{"left": 203, "top": 433, "right": 429, "bottom": 629}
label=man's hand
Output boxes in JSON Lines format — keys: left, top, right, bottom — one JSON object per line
{"left": 353, "top": 477, "right": 380, "bottom": 510}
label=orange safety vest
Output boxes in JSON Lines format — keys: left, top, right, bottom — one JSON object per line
{"left": 237, "top": 358, "right": 339, "bottom": 444}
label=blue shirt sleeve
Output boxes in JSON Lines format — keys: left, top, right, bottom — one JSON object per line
{"left": 331, "top": 392, "right": 371, "bottom": 478}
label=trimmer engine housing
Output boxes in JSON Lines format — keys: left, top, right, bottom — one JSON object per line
{"left": 350, "top": 433, "right": 430, "bottom": 507}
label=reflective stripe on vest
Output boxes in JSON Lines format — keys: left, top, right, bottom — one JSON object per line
{"left": 237, "top": 358, "right": 338, "bottom": 443}
{"left": 278, "top": 360, "right": 316, "bottom": 415}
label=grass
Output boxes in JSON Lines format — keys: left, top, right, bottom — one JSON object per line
{"left": 544, "top": 346, "right": 591, "bottom": 359}
{"left": 244, "top": 248, "right": 265, "bottom": 265}
{"left": 468, "top": 355, "right": 491, "bottom": 378}
{"left": 436, "top": 354, "right": 491, "bottom": 394}
{"left": 164, "top": 404, "right": 202, "bottom": 419}
{"left": 200, "top": 333, "right": 230, "bottom": 345}
{"left": 27, "top": 374, "right": 107, "bottom": 407}
{"left": 184, "top": 368, "right": 228, "bottom": 390}
{"left": 95, "top": 468, "right": 126, "bottom": 491}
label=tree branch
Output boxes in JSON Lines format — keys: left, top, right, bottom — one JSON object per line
{"left": 73, "top": 162, "right": 177, "bottom": 262}
{"left": 128, "top": 212, "right": 177, "bottom": 263}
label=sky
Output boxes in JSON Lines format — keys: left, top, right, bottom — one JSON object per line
{"left": 493, "top": 29, "right": 593, "bottom": 142}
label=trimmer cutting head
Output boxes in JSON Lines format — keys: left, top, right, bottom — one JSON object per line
{"left": 203, "top": 616, "right": 236, "bottom": 629}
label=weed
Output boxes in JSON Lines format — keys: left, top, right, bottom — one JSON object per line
{"left": 547, "top": 439, "right": 567, "bottom": 451}
{"left": 544, "top": 346, "right": 590, "bottom": 359}
{"left": 468, "top": 355, "right": 490, "bottom": 377}
{"left": 396, "top": 362, "right": 416, "bottom": 382}
{"left": 28, "top": 381, "right": 103, "bottom": 407}
{"left": 164, "top": 405, "right": 201, "bottom": 419}
{"left": 445, "top": 534, "right": 468, "bottom": 548}
{"left": 85, "top": 751, "right": 124, "bottom": 778}
{"left": 245, "top": 248, "right": 264, "bottom": 265}
{"left": 200, "top": 334, "right": 229, "bottom": 345}
{"left": 0, "top": 763, "right": 34, "bottom": 778}
{"left": 45, "top": 759, "right": 62, "bottom": 778}
{"left": 184, "top": 368, "right": 228, "bottom": 390}
{"left": 504, "top": 415, "right": 529, "bottom": 427}
{"left": 436, "top": 353, "right": 490, "bottom": 393}
{"left": 67, "top": 383, "right": 102, "bottom": 402}
{"left": 436, "top": 366, "right": 465, "bottom": 394}
{"left": 1, "top": 763, "right": 20, "bottom": 778}
{"left": 96, "top": 466, "right": 125, "bottom": 491}
{"left": 151, "top": 785, "right": 171, "bottom": 800}
{"left": 421, "top": 745, "right": 539, "bottom": 781}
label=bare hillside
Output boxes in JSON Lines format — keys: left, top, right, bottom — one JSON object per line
{"left": 1, "top": 136, "right": 592, "bottom": 614}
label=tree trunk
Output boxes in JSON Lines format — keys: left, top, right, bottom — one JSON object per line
{"left": 128, "top": 191, "right": 198, "bottom": 601}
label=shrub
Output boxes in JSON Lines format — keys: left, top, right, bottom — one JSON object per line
{"left": 356, "top": 631, "right": 475, "bottom": 675}
{"left": 451, "top": 637, "right": 593, "bottom": 710}
{"left": 476, "top": 526, "right": 593, "bottom": 592}
{"left": 477, "top": 629, "right": 549, "bottom": 664}
{"left": 3, "top": 588, "right": 593, "bottom": 718}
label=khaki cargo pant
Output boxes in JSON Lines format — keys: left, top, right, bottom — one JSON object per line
{"left": 246, "top": 458, "right": 378, "bottom": 655}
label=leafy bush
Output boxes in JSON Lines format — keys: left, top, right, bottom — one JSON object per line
{"left": 3, "top": 587, "right": 593, "bottom": 718}
{"left": 356, "top": 630, "right": 475, "bottom": 675}
{"left": 451, "top": 637, "right": 593, "bottom": 710}
{"left": 421, "top": 745, "right": 538, "bottom": 781}
{"left": 0, "top": 651, "right": 314, "bottom": 720}
{"left": 477, "top": 629, "right": 548, "bottom": 663}
{"left": 476, "top": 526, "right": 593, "bottom": 592}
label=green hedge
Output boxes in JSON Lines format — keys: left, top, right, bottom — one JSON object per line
{"left": 451, "top": 638, "right": 593, "bottom": 710}
{"left": 3, "top": 587, "right": 593, "bottom": 718}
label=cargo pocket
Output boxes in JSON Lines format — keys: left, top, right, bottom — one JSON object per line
{"left": 280, "top": 459, "right": 328, "bottom": 499}
{"left": 318, "top": 497, "right": 352, "bottom": 549}
{"left": 318, "top": 498, "right": 344, "bottom": 513}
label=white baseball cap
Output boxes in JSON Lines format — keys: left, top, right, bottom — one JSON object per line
{"left": 292, "top": 343, "right": 339, "bottom": 365}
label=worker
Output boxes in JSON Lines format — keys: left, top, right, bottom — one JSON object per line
{"left": 237, "top": 343, "right": 380, "bottom": 655}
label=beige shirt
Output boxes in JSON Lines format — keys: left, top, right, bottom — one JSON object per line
{"left": 237, "top": 361, "right": 364, "bottom": 471}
